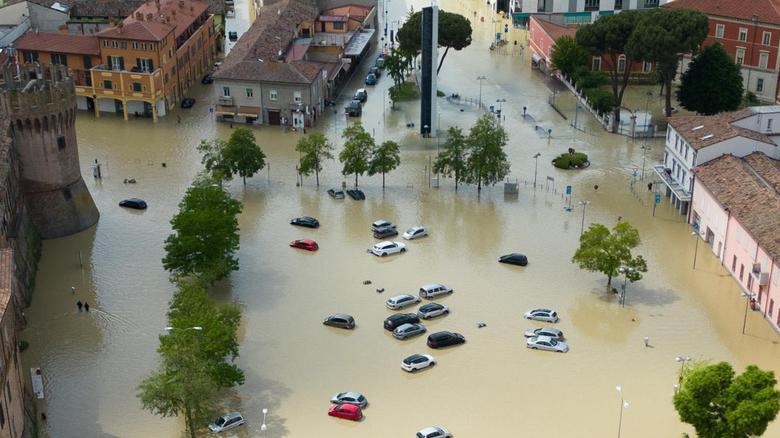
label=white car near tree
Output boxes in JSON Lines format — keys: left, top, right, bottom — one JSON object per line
{"left": 369, "top": 241, "right": 406, "bottom": 256}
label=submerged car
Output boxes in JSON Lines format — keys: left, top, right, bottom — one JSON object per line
{"left": 323, "top": 314, "right": 355, "bottom": 329}
{"left": 228, "top": 31, "right": 238, "bottom": 41}
{"left": 417, "top": 303, "right": 449, "bottom": 319}
{"left": 328, "top": 403, "right": 362, "bottom": 421}
{"left": 384, "top": 313, "right": 420, "bottom": 331}
{"left": 327, "top": 188, "right": 345, "bottom": 199}
{"left": 401, "top": 354, "right": 435, "bottom": 372}
{"left": 201, "top": 73, "right": 213, "bottom": 84}
{"left": 418, "top": 284, "right": 453, "bottom": 299}
{"left": 345, "top": 99, "right": 362, "bottom": 117}
{"left": 119, "top": 198, "right": 147, "bottom": 210}
{"left": 330, "top": 391, "right": 368, "bottom": 408}
{"left": 290, "top": 216, "right": 319, "bottom": 228}
{"left": 524, "top": 327, "right": 564, "bottom": 340}
{"left": 371, "top": 220, "right": 395, "bottom": 232}
{"left": 403, "top": 226, "right": 428, "bottom": 240}
{"left": 385, "top": 294, "right": 421, "bottom": 310}
{"left": 527, "top": 335, "right": 569, "bottom": 353}
{"left": 289, "top": 239, "right": 318, "bottom": 251}
{"left": 417, "top": 426, "right": 452, "bottom": 438}
{"left": 181, "top": 97, "right": 195, "bottom": 108}
{"left": 499, "top": 253, "right": 528, "bottom": 266}
{"left": 365, "top": 73, "right": 377, "bottom": 85}
{"left": 208, "top": 412, "right": 246, "bottom": 433}
{"left": 524, "top": 309, "right": 559, "bottom": 323}
{"left": 369, "top": 241, "right": 406, "bottom": 257}
{"left": 426, "top": 331, "right": 465, "bottom": 349}
{"left": 354, "top": 88, "right": 367, "bottom": 102}
{"left": 392, "top": 323, "right": 427, "bottom": 340}
{"left": 369, "top": 66, "right": 381, "bottom": 78}
{"left": 373, "top": 226, "right": 399, "bottom": 239}
{"left": 347, "top": 189, "right": 365, "bottom": 200}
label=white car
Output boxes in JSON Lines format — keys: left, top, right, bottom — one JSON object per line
{"left": 386, "top": 294, "right": 421, "bottom": 310}
{"left": 526, "top": 335, "right": 569, "bottom": 353}
{"left": 524, "top": 328, "right": 564, "bottom": 340}
{"left": 208, "top": 412, "right": 245, "bottom": 433}
{"left": 524, "top": 308, "right": 559, "bottom": 323}
{"left": 419, "top": 283, "right": 453, "bottom": 299}
{"left": 401, "top": 354, "right": 435, "bottom": 372}
{"left": 417, "top": 426, "right": 452, "bottom": 438}
{"left": 370, "top": 240, "right": 406, "bottom": 257}
{"left": 403, "top": 226, "right": 428, "bottom": 240}
{"left": 418, "top": 303, "right": 449, "bottom": 319}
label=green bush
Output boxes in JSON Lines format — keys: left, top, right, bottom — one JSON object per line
{"left": 583, "top": 88, "right": 614, "bottom": 114}
{"left": 576, "top": 71, "right": 609, "bottom": 89}
{"left": 553, "top": 152, "right": 589, "bottom": 169}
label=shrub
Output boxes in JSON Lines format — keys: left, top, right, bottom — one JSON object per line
{"left": 553, "top": 152, "right": 589, "bottom": 169}
{"left": 576, "top": 71, "right": 609, "bottom": 89}
{"left": 583, "top": 88, "right": 614, "bottom": 114}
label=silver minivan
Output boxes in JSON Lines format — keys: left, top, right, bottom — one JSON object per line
{"left": 208, "top": 412, "right": 245, "bottom": 433}
{"left": 419, "top": 283, "right": 453, "bottom": 299}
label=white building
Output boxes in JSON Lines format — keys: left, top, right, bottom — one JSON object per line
{"left": 508, "top": 0, "right": 670, "bottom": 26}
{"left": 654, "top": 106, "right": 780, "bottom": 214}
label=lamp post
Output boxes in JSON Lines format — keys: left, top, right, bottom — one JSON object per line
{"left": 578, "top": 200, "right": 591, "bottom": 236}
{"left": 476, "top": 76, "right": 487, "bottom": 108}
{"left": 496, "top": 98, "right": 506, "bottom": 125}
{"left": 618, "top": 266, "right": 635, "bottom": 307}
{"left": 691, "top": 230, "right": 701, "bottom": 270}
{"left": 533, "top": 152, "right": 541, "bottom": 189}
{"left": 616, "top": 385, "right": 629, "bottom": 438}
{"left": 675, "top": 356, "right": 692, "bottom": 384}
{"left": 643, "top": 90, "right": 652, "bottom": 137}
{"left": 261, "top": 408, "right": 268, "bottom": 433}
{"left": 640, "top": 145, "right": 651, "bottom": 180}
{"left": 741, "top": 291, "right": 756, "bottom": 335}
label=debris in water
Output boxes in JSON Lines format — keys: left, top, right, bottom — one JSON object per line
{"left": 376, "top": 288, "right": 384, "bottom": 293}
{"left": 363, "top": 280, "right": 372, "bottom": 285}
{"left": 477, "top": 322, "right": 487, "bottom": 328}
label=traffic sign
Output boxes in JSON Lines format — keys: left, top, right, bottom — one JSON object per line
{"left": 655, "top": 193, "right": 661, "bottom": 205}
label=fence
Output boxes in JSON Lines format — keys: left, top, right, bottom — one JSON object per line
{"left": 554, "top": 72, "right": 612, "bottom": 130}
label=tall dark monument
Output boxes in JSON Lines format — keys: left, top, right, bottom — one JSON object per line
{"left": 420, "top": 3, "right": 438, "bottom": 136}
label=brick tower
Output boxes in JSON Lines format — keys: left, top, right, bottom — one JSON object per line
{"left": 0, "top": 64, "right": 99, "bottom": 238}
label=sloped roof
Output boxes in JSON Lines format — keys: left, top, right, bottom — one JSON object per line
{"left": 97, "top": 0, "right": 208, "bottom": 41}
{"left": 663, "top": 0, "right": 780, "bottom": 25}
{"left": 320, "top": 4, "right": 373, "bottom": 22}
{"left": 668, "top": 110, "right": 775, "bottom": 150}
{"left": 15, "top": 31, "right": 100, "bottom": 55}
{"left": 695, "top": 152, "right": 780, "bottom": 261}
{"left": 532, "top": 16, "right": 578, "bottom": 41}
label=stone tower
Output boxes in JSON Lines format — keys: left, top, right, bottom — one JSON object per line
{"left": 0, "top": 64, "right": 99, "bottom": 239}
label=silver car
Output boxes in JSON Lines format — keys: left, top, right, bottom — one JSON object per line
{"left": 418, "top": 303, "right": 449, "bottom": 319}
{"left": 523, "top": 308, "right": 559, "bottom": 323}
{"left": 386, "top": 294, "right": 421, "bottom": 310}
{"left": 418, "top": 283, "right": 453, "bottom": 299}
{"left": 330, "top": 391, "right": 368, "bottom": 408}
{"left": 417, "top": 426, "right": 452, "bottom": 438}
{"left": 523, "top": 327, "right": 564, "bottom": 340}
{"left": 393, "top": 323, "right": 427, "bottom": 340}
{"left": 526, "top": 335, "right": 569, "bottom": 353}
{"left": 208, "top": 412, "right": 246, "bottom": 433}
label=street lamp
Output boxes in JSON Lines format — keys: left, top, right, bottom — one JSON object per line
{"left": 261, "top": 408, "right": 268, "bottom": 432}
{"left": 533, "top": 153, "right": 541, "bottom": 189}
{"left": 741, "top": 291, "right": 756, "bottom": 335}
{"left": 640, "top": 145, "right": 651, "bottom": 180}
{"left": 618, "top": 266, "right": 635, "bottom": 307}
{"left": 616, "top": 385, "right": 629, "bottom": 438}
{"left": 675, "top": 356, "right": 692, "bottom": 384}
{"left": 578, "top": 200, "right": 591, "bottom": 236}
{"left": 476, "top": 76, "right": 487, "bottom": 108}
{"left": 691, "top": 229, "right": 702, "bottom": 270}
{"left": 643, "top": 90, "right": 653, "bottom": 137}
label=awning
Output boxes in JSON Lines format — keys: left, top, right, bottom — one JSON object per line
{"left": 512, "top": 13, "right": 529, "bottom": 19}
{"left": 531, "top": 52, "right": 542, "bottom": 64}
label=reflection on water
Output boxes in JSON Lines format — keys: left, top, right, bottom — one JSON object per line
{"left": 21, "top": 0, "right": 780, "bottom": 436}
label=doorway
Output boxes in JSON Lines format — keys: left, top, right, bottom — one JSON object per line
{"left": 268, "top": 110, "right": 281, "bottom": 125}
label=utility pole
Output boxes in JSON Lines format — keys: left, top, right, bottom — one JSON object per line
{"left": 476, "top": 76, "right": 486, "bottom": 109}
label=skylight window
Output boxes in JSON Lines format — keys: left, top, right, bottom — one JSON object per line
{"left": 701, "top": 134, "right": 714, "bottom": 140}
{"left": 692, "top": 125, "right": 704, "bottom": 131}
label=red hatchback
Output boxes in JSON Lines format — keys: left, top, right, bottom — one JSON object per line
{"left": 290, "top": 239, "right": 319, "bottom": 251}
{"left": 328, "top": 403, "right": 363, "bottom": 421}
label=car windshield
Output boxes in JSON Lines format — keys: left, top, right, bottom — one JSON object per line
{"left": 215, "top": 417, "right": 226, "bottom": 426}
{"left": 549, "top": 339, "right": 558, "bottom": 346}
{"left": 406, "top": 228, "right": 415, "bottom": 234}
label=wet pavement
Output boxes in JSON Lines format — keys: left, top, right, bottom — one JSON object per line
{"left": 21, "top": 0, "right": 780, "bottom": 437}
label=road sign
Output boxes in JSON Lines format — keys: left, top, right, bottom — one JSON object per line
{"left": 565, "top": 185, "right": 572, "bottom": 195}
{"left": 655, "top": 193, "right": 661, "bottom": 205}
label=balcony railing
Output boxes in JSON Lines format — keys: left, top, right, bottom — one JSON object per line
{"left": 653, "top": 164, "right": 691, "bottom": 201}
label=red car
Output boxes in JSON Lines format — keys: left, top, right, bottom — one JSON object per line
{"left": 328, "top": 403, "right": 363, "bottom": 421}
{"left": 290, "top": 239, "right": 319, "bottom": 251}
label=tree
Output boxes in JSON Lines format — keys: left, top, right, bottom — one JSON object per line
{"left": 576, "top": 11, "right": 641, "bottom": 132}
{"left": 571, "top": 221, "right": 648, "bottom": 290}
{"left": 384, "top": 50, "right": 408, "bottom": 109}
{"left": 197, "top": 138, "right": 231, "bottom": 183}
{"left": 677, "top": 43, "right": 744, "bottom": 115}
{"left": 674, "top": 362, "right": 780, "bottom": 438}
{"left": 162, "top": 178, "right": 242, "bottom": 283}
{"left": 295, "top": 132, "right": 334, "bottom": 187}
{"left": 339, "top": 123, "right": 374, "bottom": 186}
{"left": 222, "top": 128, "right": 266, "bottom": 185}
{"left": 463, "top": 115, "right": 510, "bottom": 193}
{"left": 396, "top": 10, "right": 472, "bottom": 74}
{"left": 433, "top": 126, "right": 469, "bottom": 191}
{"left": 368, "top": 140, "right": 401, "bottom": 188}
{"left": 551, "top": 36, "right": 588, "bottom": 79}
{"left": 626, "top": 8, "right": 709, "bottom": 117}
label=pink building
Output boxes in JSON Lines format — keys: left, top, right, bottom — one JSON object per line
{"left": 691, "top": 152, "right": 780, "bottom": 332}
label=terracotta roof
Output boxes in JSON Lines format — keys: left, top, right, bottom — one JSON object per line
{"left": 15, "top": 31, "right": 100, "bottom": 56}
{"left": 695, "top": 153, "right": 780, "bottom": 261}
{"left": 318, "top": 15, "right": 347, "bottom": 22}
{"left": 668, "top": 110, "right": 775, "bottom": 150}
{"left": 320, "top": 4, "right": 373, "bottom": 21}
{"left": 663, "top": 0, "right": 780, "bottom": 25}
{"left": 97, "top": 0, "right": 209, "bottom": 41}
{"left": 532, "top": 16, "right": 578, "bottom": 42}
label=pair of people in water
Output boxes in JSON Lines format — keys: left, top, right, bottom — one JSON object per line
{"left": 76, "top": 301, "right": 90, "bottom": 312}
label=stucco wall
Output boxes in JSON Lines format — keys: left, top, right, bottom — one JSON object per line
{"left": 690, "top": 179, "right": 729, "bottom": 260}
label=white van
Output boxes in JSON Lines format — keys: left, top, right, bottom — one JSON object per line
{"left": 419, "top": 283, "right": 453, "bottom": 299}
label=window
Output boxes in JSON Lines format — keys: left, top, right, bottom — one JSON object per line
{"left": 759, "top": 52, "right": 769, "bottom": 69}
{"left": 120, "top": 41, "right": 127, "bottom": 49}
{"left": 103, "top": 80, "right": 113, "bottom": 89}
{"left": 132, "top": 41, "right": 138, "bottom": 49}
{"left": 757, "top": 78, "right": 765, "bottom": 92}
{"left": 62, "top": 188, "right": 72, "bottom": 200}
{"left": 715, "top": 24, "right": 725, "bottom": 39}
{"left": 643, "top": 61, "right": 652, "bottom": 73}
{"left": 614, "top": 0, "right": 623, "bottom": 10}
{"left": 132, "top": 82, "right": 142, "bottom": 92}
{"left": 222, "top": 86, "right": 230, "bottom": 96}
{"left": 246, "top": 88, "right": 254, "bottom": 98}
{"left": 102, "top": 40, "right": 109, "bottom": 48}
{"left": 768, "top": 118, "right": 773, "bottom": 131}
{"left": 684, "top": 145, "right": 688, "bottom": 160}
{"left": 111, "top": 40, "right": 118, "bottom": 48}
{"left": 740, "top": 264, "right": 745, "bottom": 282}
{"left": 23, "top": 52, "right": 38, "bottom": 63}
{"left": 739, "top": 28, "right": 748, "bottom": 42}
{"left": 83, "top": 56, "right": 92, "bottom": 69}
{"left": 732, "top": 255, "right": 737, "bottom": 272}
{"left": 141, "top": 42, "right": 147, "bottom": 50}
{"left": 617, "top": 55, "right": 626, "bottom": 73}
{"left": 584, "top": 0, "right": 600, "bottom": 11}
{"left": 293, "top": 91, "right": 302, "bottom": 103}
{"left": 333, "top": 21, "right": 344, "bottom": 30}
{"left": 736, "top": 48, "right": 746, "bottom": 65}
{"left": 270, "top": 89, "right": 278, "bottom": 101}
{"left": 51, "top": 53, "right": 68, "bottom": 66}
{"left": 136, "top": 58, "right": 154, "bottom": 72}
{"left": 108, "top": 56, "right": 124, "bottom": 71}
{"left": 57, "top": 136, "right": 66, "bottom": 150}
{"left": 592, "top": 57, "right": 601, "bottom": 71}
{"left": 770, "top": 299, "right": 775, "bottom": 317}
{"left": 763, "top": 31, "right": 772, "bottom": 45}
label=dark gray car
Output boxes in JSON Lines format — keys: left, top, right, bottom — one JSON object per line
{"left": 323, "top": 314, "right": 355, "bottom": 329}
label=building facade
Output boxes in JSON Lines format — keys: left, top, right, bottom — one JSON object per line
{"left": 511, "top": 0, "right": 667, "bottom": 26}
{"left": 664, "top": 0, "right": 780, "bottom": 103}
{"left": 0, "top": 249, "right": 27, "bottom": 438}
{"left": 0, "top": 1, "right": 68, "bottom": 48}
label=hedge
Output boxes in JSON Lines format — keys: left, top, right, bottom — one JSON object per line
{"left": 553, "top": 152, "right": 589, "bottom": 169}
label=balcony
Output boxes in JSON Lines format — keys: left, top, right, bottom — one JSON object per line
{"left": 653, "top": 164, "right": 691, "bottom": 201}
{"left": 218, "top": 96, "right": 234, "bottom": 106}
{"left": 752, "top": 264, "right": 769, "bottom": 286}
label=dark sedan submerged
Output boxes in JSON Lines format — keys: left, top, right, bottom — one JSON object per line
{"left": 290, "top": 216, "right": 320, "bottom": 228}
{"left": 119, "top": 198, "right": 147, "bottom": 210}
{"left": 499, "top": 253, "right": 528, "bottom": 266}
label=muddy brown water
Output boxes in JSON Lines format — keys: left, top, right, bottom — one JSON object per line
{"left": 22, "top": 0, "right": 780, "bottom": 437}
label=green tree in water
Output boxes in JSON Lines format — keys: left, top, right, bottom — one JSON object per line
{"left": 677, "top": 43, "right": 744, "bottom": 115}
{"left": 551, "top": 36, "right": 588, "bottom": 79}
{"left": 368, "top": 140, "right": 401, "bottom": 188}
{"left": 339, "top": 123, "right": 374, "bottom": 186}
{"left": 296, "top": 132, "right": 334, "bottom": 187}
{"left": 571, "top": 221, "right": 648, "bottom": 291}
{"left": 463, "top": 115, "right": 510, "bottom": 193}
{"left": 223, "top": 128, "right": 266, "bottom": 185}
{"left": 433, "top": 126, "right": 469, "bottom": 191}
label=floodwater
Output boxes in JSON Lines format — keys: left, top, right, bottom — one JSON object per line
{"left": 21, "top": 0, "right": 780, "bottom": 437}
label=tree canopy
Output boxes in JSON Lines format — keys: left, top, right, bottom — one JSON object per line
{"left": 222, "top": 128, "right": 266, "bottom": 185}
{"left": 296, "top": 132, "right": 334, "bottom": 187}
{"left": 368, "top": 140, "right": 401, "bottom": 188}
{"left": 571, "top": 221, "right": 648, "bottom": 290}
{"left": 677, "top": 43, "right": 744, "bottom": 115}
{"left": 433, "top": 126, "right": 469, "bottom": 191}
{"left": 197, "top": 138, "right": 231, "bottom": 182}
{"left": 463, "top": 115, "right": 510, "bottom": 193}
{"left": 674, "top": 362, "right": 780, "bottom": 438}
{"left": 396, "top": 10, "right": 472, "bottom": 74}
{"left": 339, "top": 123, "right": 374, "bottom": 186}
{"left": 626, "top": 8, "right": 709, "bottom": 117}
{"left": 551, "top": 36, "right": 589, "bottom": 79}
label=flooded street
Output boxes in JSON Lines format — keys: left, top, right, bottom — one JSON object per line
{"left": 21, "top": 0, "right": 780, "bottom": 437}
